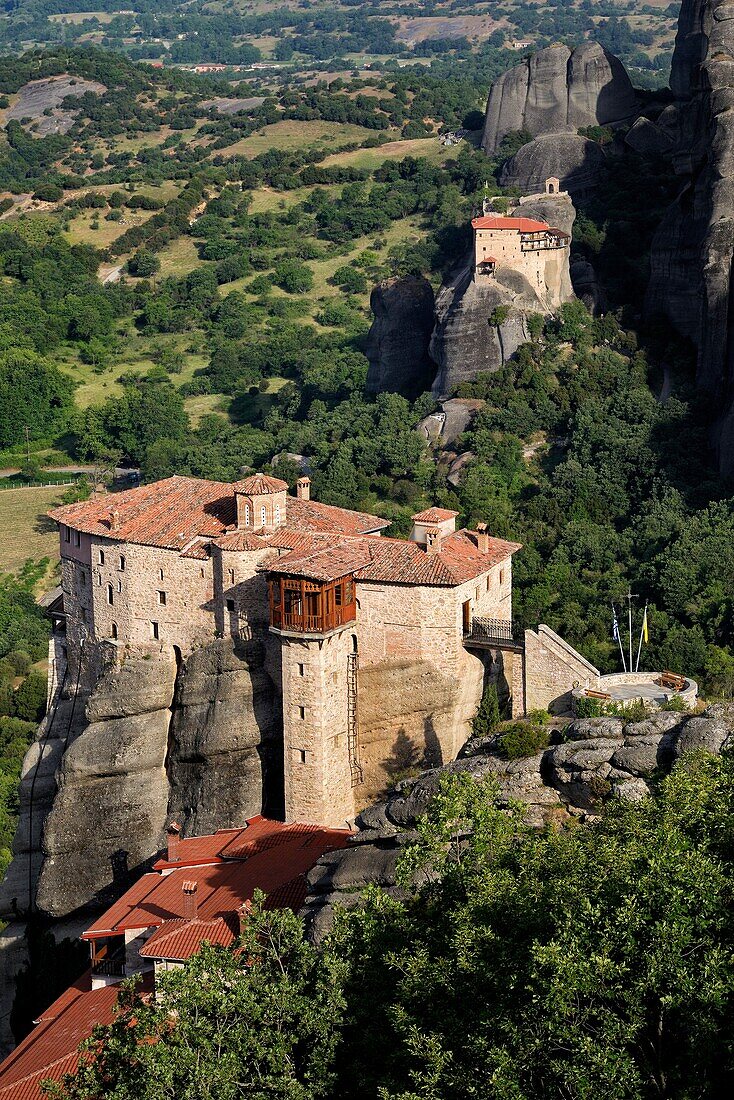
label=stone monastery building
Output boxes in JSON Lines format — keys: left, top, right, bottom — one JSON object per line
{"left": 50, "top": 475, "right": 522, "bottom": 828}
{"left": 472, "top": 180, "right": 571, "bottom": 298}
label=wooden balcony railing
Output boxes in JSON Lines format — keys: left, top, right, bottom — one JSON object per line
{"left": 92, "top": 955, "right": 126, "bottom": 978}
{"left": 270, "top": 602, "right": 356, "bottom": 634}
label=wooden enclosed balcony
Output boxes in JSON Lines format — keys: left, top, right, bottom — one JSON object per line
{"left": 269, "top": 575, "right": 357, "bottom": 635}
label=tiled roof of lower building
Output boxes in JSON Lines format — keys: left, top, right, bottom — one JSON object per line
{"left": 411, "top": 508, "right": 459, "bottom": 523}
{"left": 83, "top": 819, "right": 350, "bottom": 939}
{"left": 49, "top": 476, "right": 389, "bottom": 550}
{"left": 0, "top": 973, "right": 154, "bottom": 1100}
{"left": 265, "top": 529, "right": 522, "bottom": 587}
{"left": 139, "top": 914, "right": 240, "bottom": 961}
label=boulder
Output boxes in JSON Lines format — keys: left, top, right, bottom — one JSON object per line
{"left": 482, "top": 42, "right": 637, "bottom": 155}
{"left": 570, "top": 257, "right": 606, "bottom": 314}
{"left": 365, "top": 275, "right": 436, "bottom": 398}
{"left": 446, "top": 450, "right": 474, "bottom": 487}
{"left": 624, "top": 116, "right": 675, "bottom": 157}
{"left": 499, "top": 133, "right": 607, "bottom": 199}
{"left": 546, "top": 738, "right": 623, "bottom": 811}
{"left": 565, "top": 717, "right": 625, "bottom": 741}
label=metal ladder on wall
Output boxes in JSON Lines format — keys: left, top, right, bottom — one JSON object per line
{"left": 346, "top": 652, "right": 363, "bottom": 787}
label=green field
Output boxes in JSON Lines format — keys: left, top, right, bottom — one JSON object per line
{"left": 223, "top": 120, "right": 385, "bottom": 158}
{"left": 0, "top": 486, "right": 65, "bottom": 580}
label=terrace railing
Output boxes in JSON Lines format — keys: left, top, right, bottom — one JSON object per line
{"left": 464, "top": 617, "right": 523, "bottom": 649}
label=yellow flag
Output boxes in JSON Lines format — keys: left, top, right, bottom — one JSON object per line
{"left": 642, "top": 607, "right": 649, "bottom": 644}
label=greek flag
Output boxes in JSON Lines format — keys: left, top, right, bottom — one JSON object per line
{"left": 612, "top": 605, "right": 620, "bottom": 642}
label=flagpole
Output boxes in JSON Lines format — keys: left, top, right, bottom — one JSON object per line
{"left": 613, "top": 602, "right": 627, "bottom": 672}
{"left": 635, "top": 602, "right": 648, "bottom": 673}
{"left": 627, "top": 589, "right": 633, "bottom": 674}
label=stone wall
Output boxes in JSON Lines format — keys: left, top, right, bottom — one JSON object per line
{"left": 523, "top": 624, "right": 601, "bottom": 714}
{"left": 281, "top": 628, "right": 354, "bottom": 827}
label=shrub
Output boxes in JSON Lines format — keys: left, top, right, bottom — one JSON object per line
{"left": 472, "top": 683, "right": 500, "bottom": 738}
{"left": 574, "top": 696, "right": 604, "bottom": 718}
{"left": 273, "top": 260, "right": 314, "bottom": 294}
{"left": 497, "top": 723, "right": 550, "bottom": 759}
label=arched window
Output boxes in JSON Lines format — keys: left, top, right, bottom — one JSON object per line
{"left": 111, "top": 622, "right": 118, "bottom": 640}
{"left": 106, "top": 584, "right": 114, "bottom": 606}
{"left": 261, "top": 505, "right": 267, "bottom": 527}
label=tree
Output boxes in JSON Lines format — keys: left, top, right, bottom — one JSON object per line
{"left": 471, "top": 682, "right": 500, "bottom": 737}
{"left": 128, "top": 248, "right": 160, "bottom": 278}
{"left": 0, "top": 350, "right": 74, "bottom": 448}
{"left": 273, "top": 260, "right": 314, "bottom": 294}
{"left": 331, "top": 760, "right": 734, "bottom": 1099}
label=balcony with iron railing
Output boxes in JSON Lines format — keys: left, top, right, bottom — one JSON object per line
{"left": 464, "top": 617, "right": 524, "bottom": 650}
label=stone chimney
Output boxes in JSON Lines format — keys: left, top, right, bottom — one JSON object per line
{"left": 182, "top": 880, "right": 198, "bottom": 921}
{"left": 167, "top": 821, "right": 181, "bottom": 863}
{"left": 476, "top": 522, "right": 489, "bottom": 553}
{"left": 425, "top": 528, "right": 442, "bottom": 556}
{"left": 296, "top": 476, "right": 311, "bottom": 501}
{"left": 238, "top": 898, "right": 252, "bottom": 935}
{"left": 110, "top": 508, "right": 120, "bottom": 533}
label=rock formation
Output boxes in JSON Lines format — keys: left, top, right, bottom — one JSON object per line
{"left": 302, "top": 705, "right": 734, "bottom": 940}
{"left": 365, "top": 275, "right": 436, "bottom": 398}
{"left": 645, "top": 0, "right": 734, "bottom": 477}
{"left": 499, "top": 133, "right": 607, "bottom": 199}
{"left": 430, "top": 194, "right": 575, "bottom": 397}
{"left": 1, "top": 637, "right": 282, "bottom": 921}
{"left": 481, "top": 43, "right": 638, "bottom": 155}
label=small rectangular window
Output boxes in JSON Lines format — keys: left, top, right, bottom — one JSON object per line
{"left": 157, "top": 591, "right": 167, "bottom": 606}
{"left": 226, "top": 598, "right": 235, "bottom": 612}
{"left": 98, "top": 549, "right": 105, "bottom": 565}
{"left": 63, "top": 526, "right": 71, "bottom": 543}
{"left": 298, "top": 706, "right": 305, "bottom": 720}
{"left": 80, "top": 571, "right": 86, "bottom": 586}
{"left": 294, "top": 749, "right": 306, "bottom": 764}
{"left": 117, "top": 579, "right": 122, "bottom": 593}
{"left": 159, "top": 568, "right": 164, "bottom": 582}
{"left": 476, "top": 586, "right": 480, "bottom": 602}
{"left": 499, "top": 569, "right": 505, "bottom": 586}
{"left": 81, "top": 607, "right": 88, "bottom": 623}
{"left": 228, "top": 568, "right": 235, "bottom": 584}
{"left": 119, "top": 556, "right": 126, "bottom": 571}
{"left": 487, "top": 576, "right": 491, "bottom": 592}
{"left": 106, "top": 584, "right": 114, "bottom": 606}
{"left": 73, "top": 530, "right": 80, "bottom": 548}
{"left": 150, "top": 621, "right": 159, "bottom": 640}
{"left": 297, "top": 663, "right": 304, "bottom": 677}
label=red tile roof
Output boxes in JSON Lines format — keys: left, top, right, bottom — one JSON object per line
{"left": 49, "top": 476, "right": 389, "bottom": 551}
{"left": 139, "top": 914, "right": 239, "bottom": 960}
{"left": 152, "top": 816, "right": 333, "bottom": 870}
{"left": 0, "top": 974, "right": 154, "bottom": 1100}
{"left": 83, "top": 820, "right": 350, "bottom": 939}
{"left": 477, "top": 255, "right": 498, "bottom": 264}
{"left": 265, "top": 529, "right": 521, "bottom": 587}
{"left": 232, "top": 473, "right": 288, "bottom": 495}
{"left": 471, "top": 215, "right": 551, "bottom": 232}
{"left": 411, "top": 508, "right": 459, "bottom": 523}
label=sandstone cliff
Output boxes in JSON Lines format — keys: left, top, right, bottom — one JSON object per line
{"left": 364, "top": 275, "right": 436, "bottom": 398}
{"left": 481, "top": 43, "right": 638, "bottom": 156}
{"left": 646, "top": 0, "right": 734, "bottom": 477}
{"left": 430, "top": 195, "right": 576, "bottom": 397}
{"left": 0, "top": 637, "right": 282, "bottom": 921}
{"left": 499, "top": 133, "right": 607, "bottom": 199}
{"left": 303, "top": 705, "right": 734, "bottom": 940}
